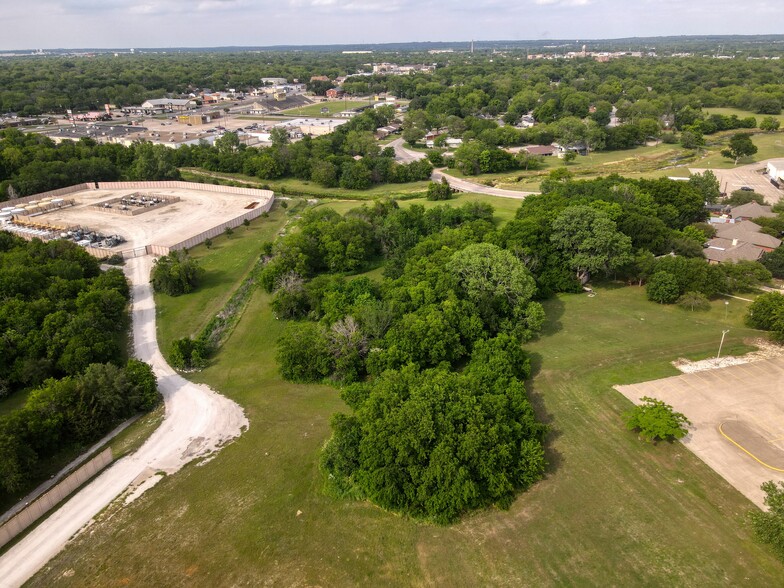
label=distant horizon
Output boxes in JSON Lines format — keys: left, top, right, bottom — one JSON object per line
{"left": 3, "top": 33, "right": 784, "bottom": 54}
{"left": 2, "top": 0, "right": 783, "bottom": 52}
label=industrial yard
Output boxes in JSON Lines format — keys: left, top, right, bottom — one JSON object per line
{"left": 1, "top": 183, "right": 274, "bottom": 254}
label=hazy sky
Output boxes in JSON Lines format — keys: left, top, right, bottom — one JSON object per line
{"left": 2, "top": 0, "right": 781, "bottom": 50}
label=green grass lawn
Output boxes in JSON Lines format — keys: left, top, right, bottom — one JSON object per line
{"left": 447, "top": 143, "right": 694, "bottom": 191}
{"left": 704, "top": 107, "right": 784, "bottom": 127}
{"left": 694, "top": 131, "right": 784, "bottom": 169}
{"left": 282, "top": 100, "right": 371, "bottom": 117}
{"left": 154, "top": 203, "right": 291, "bottom": 354}
{"left": 31, "top": 220, "right": 784, "bottom": 585}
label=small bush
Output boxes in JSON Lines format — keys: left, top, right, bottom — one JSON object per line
{"left": 624, "top": 396, "right": 691, "bottom": 443}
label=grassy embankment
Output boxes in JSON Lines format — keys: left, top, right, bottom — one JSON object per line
{"left": 31, "top": 199, "right": 784, "bottom": 586}
{"left": 179, "top": 168, "right": 432, "bottom": 201}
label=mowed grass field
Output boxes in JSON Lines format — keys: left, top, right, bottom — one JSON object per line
{"left": 283, "top": 100, "right": 371, "bottom": 117}
{"left": 31, "top": 196, "right": 784, "bottom": 585}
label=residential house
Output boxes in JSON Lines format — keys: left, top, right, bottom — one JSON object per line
{"left": 704, "top": 238, "right": 764, "bottom": 263}
{"left": 524, "top": 145, "right": 557, "bottom": 156}
{"left": 730, "top": 202, "right": 777, "bottom": 221}
{"left": 715, "top": 221, "right": 781, "bottom": 251}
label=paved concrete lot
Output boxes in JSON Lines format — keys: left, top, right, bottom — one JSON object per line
{"left": 32, "top": 187, "right": 265, "bottom": 250}
{"left": 691, "top": 162, "right": 784, "bottom": 204}
{"left": 616, "top": 357, "right": 784, "bottom": 508}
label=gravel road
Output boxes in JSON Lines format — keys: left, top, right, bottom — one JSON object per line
{"left": 0, "top": 256, "right": 248, "bottom": 588}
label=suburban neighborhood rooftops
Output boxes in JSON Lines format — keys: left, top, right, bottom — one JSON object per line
{"left": 704, "top": 238, "right": 764, "bottom": 263}
{"left": 731, "top": 201, "right": 777, "bottom": 219}
{"left": 715, "top": 222, "right": 782, "bottom": 249}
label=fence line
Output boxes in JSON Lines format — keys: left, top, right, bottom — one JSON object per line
{"left": 4, "top": 181, "right": 275, "bottom": 260}
{"left": 2, "top": 183, "right": 94, "bottom": 208}
{"left": 165, "top": 198, "right": 274, "bottom": 253}
{"left": 95, "top": 181, "right": 274, "bottom": 200}
{"left": 0, "top": 448, "right": 113, "bottom": 550}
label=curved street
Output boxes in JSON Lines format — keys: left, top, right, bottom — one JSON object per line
{"left": 389, "top": 138, "right": 538, "bottom": 199}
{"left": 0, "top": 256, "right": 248, "bottom": 588}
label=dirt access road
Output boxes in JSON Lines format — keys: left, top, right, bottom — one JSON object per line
{"left": 0, "top": 257, "right": 248, "bottom": 588}
{"left": 389, "top": 138, "right": 538, "bottom": 199}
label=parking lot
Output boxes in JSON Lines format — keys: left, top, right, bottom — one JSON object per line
{"left": 616, "top": 357, "right": 784, "bottom": 508}
{"left": 691, "top": 162, "right": 784, "bottom": 203}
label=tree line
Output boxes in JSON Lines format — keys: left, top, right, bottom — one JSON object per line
{"left": 0, "top": 234, "right": 159, "bottom": 499}
{"left": 0, "top": 108, "right": 433, "bottom": 201}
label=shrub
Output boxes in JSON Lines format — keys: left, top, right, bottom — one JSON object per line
{"left": 646, "top": 271, "right": 680, "bottom": 304}
{"left": 276, "top": 322, "right": 333, "bottom": 382}
{"left": 151, "top": 251, "right": 204, "bottom": 296}
{"left": 677, "top": 291, "right": 710, "bottom": 311}
{"left": 750, "top": 481, "right": 784, "bottom": 562}
{"left": 624, "top": 396, "right": 691, "bottom": 443}
{"left": 170, "top": 337, "right": 209, "bottom": 369}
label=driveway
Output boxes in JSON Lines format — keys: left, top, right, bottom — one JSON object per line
{"left": 0, "top": 256, "right": 248, "bottom": 588}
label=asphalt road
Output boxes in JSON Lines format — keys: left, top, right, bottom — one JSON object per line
{"left": 0, "top": 256, "right": 248, "bottom": 588}
{"left": 389, "top": 138, "right": 538, "bottom": 200}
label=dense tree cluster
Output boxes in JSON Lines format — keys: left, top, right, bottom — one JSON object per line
{"left": 0, "top": 109, "right": 433, "bottom": 201}
{"left": 0, "top": 128, "right": 179, "bottom": 199}
{"left": 175, "top": 108, "right": 432, "bottom": 189}
{"left": 151, "top": 250, "right": 205, "bottom": 296}
{"left": 0, "top": 234, "right": 129, "bottom": 394}
{"left": 746, "top": 292, "right": 784, "bottom": 340}
{"left": 265, "top": 201, "right": 547, "bottom": 521}
{"left": 0, "top": 235, "right": 159, "bottom": 499}
{"left": 0, "top": 359, "right": 158, "bottom": 495}
{"left": 322, "top": 340, "right": 547, "bottom": 524}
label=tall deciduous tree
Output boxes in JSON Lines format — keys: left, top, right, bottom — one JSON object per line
{"left": 551, "top": 206, "right": 633, "bottom": 283}
{"left": 721, "top": 133, "right": 758, "bottom": 165}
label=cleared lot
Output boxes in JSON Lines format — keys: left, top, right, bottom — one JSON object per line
{"left": 616, "top": 357, "right": 784, "bottom": 508}
{"left": 27, "top": 186, "right": 269, "bottom": 251}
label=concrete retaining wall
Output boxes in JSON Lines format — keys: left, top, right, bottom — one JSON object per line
{"left": 2, "top": 183, "right": 93, "bottom": 208}
{"left": 6, "top": 181, "right": 275, "bottom": 260}
{"left": 95, "top": 181, "right": 274, "bottom": 201}
{"left": 165, "top": 198, "right": 274, "bottom": 253}
{"left": 0, "top": 448, "right": 113, "bottom": 550}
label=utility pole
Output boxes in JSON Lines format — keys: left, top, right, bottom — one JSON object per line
{"left": 717, "top": 329, "right": 730, "bottom": 359}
